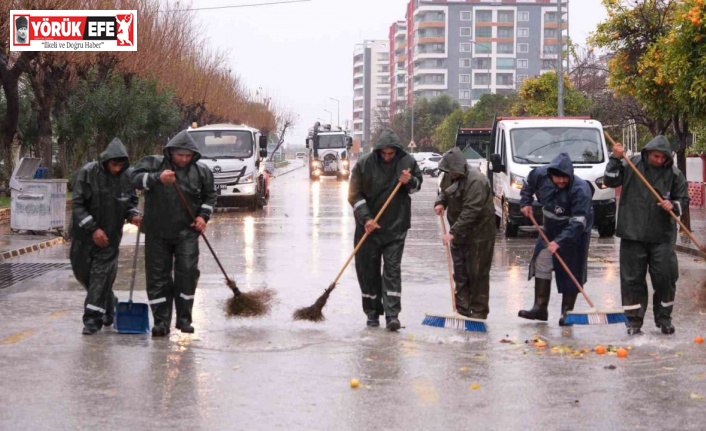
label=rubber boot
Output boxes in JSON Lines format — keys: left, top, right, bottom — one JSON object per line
{"left": 558, "top": 293, "right": 578, "bottom": 326}
{"left": 386, "top": 316, "right": 401, "bottom": 332}
{"left": 656, "top": 319, "right": 675, "bottom": 335}
{"left": 176, "top": 319, "right": 195, "bottom": 333}
{"left": 518, "top": 278, "right": 551, "bottom": 321}
{"left": 366, "top": 312, "right": 380, "bottom": 327}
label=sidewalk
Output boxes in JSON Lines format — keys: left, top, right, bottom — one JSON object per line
{"left": 675, "top": 206, "right": 706, "bottom": 257}
{"left": 0, "top": 223, "right": 65, "bottom": 262}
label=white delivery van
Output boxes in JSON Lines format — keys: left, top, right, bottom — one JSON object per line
{"left": 482, "top": 117, "right": 616, "bottom": 237}
{"left": 187, "top": 123, "right": 269, "bottom": 211}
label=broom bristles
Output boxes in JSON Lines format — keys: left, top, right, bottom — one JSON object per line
{"left": 225, "top": 288, "right": 275, "bottom": 317}
{"left": 422, "top": 313, "right": 487, "bottom": 333}
{"left": 292, "top": 283, "right": 335, "bottom": 322}
{"left": 563, "top": 310, "right": 627, "bottom": 325}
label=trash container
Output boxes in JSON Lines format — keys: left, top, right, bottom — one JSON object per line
{"left": 9, "top": 157, "right": 68, "bottom": 233}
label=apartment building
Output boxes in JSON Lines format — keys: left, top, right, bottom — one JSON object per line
{"left": 400, "top": 0, "right": 568, "bottom": 108}
{"left": 389, "top": 20, "right": 408, "bottom": 118}
{"left": 352, "top": 40, "right": 390, "bottom": 150}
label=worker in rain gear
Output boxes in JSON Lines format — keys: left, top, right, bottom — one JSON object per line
{"left": 434, "top": 147, "right": 496, "bottom": 319}
{"left": 518, "top": 152, "right": 594, "bottom": 326}
{"left": 131, "top": 130, "right": 217, "bottom": 336}
{"left": 604, "top": 135, "right": 689, "bottom": 335}
{"left": 70, "top": 138, "right": 141, "bottom": 335}
{"left": 348, "top": 128, "right": 423, "bottom": 331}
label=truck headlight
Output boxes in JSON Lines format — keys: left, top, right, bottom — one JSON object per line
{"left": 342, "top": 159, "right": 349, "bottom": 168}
{"left": 510, "top": 173, "right": 525, "bottom": 189}
{"left": 311, "top": 160, "right": 320, "bottom": 168}
{"left": 240, "top": 173, "right": 254, "bottom": 184}
{"left": 595, "top": 176, "right": 608, "bottom": 189}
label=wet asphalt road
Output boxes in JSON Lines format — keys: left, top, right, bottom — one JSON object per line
{"left": 1, "top": 162, "right": 706, "bottom": 430}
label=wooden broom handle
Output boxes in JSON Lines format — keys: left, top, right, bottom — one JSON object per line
{"left": 528, "top": 213, "right": 595, "bottom": 308}
{"left": 330, "top": 181, "right": 404, "bottom": 286}
{"left": 439, "top": 214, "right": 457, "bottom": 312}
{"left": 604, "top": 131, "right": 705, "bottom": 253}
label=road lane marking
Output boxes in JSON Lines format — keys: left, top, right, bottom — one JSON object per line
{"left": 1, "top": 329, "right": 37, "bottom": 345}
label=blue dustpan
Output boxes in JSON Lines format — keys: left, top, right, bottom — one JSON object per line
{"left": 116, "top": 230, "right": 150, "bottom": 334}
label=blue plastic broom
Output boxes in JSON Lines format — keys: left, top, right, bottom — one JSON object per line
{"left": 528, "top": 213, "right": 626, "bottom": 325}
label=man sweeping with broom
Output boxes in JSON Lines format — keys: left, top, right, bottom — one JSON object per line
{"left": 518, "top": 152, "right": 594, "bottom": 326}
{"left": 131, "top": 130, "right": 217, "bottom": 337}
{"left": 604, "top": 136, "right": 689, "bottom": 335}
{"left": 348, "top": 128, "right": 423, "bottom": 331}
{"left": 433, "top": 147, "right": 496, "bottom": 321}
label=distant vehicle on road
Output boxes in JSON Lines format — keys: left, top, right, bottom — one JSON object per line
{"left": 295, "top": 152, "right": 307, "bottom": 159}
{"left": 306, "top": 122, "right": 353, "bottom": 181}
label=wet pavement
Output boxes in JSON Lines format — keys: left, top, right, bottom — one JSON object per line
{"left": 1, "top": 164, "right": 705, "bottom": 430}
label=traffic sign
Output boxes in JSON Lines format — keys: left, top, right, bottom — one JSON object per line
{"left": 408, "top": 140, "right": 416, "bottom": 148}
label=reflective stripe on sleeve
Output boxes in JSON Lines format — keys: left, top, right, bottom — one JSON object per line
{"left": 604, "top": 171, "right": 619, "bottom": 178}
{"left": 542, "top": 209, "right": 570, "bottom": 221}
{"left": 149, "top": 297, "right": 167, "bottom": 305}
{"left": 142, "top": 173, "right": 150, "bottom": 190}
{"left": 661, "top": 301, "right": 675, "bottom": 307}
{"left": 569, "top": 216, "right": 587, "bottom": 228}
{"left": 386, "top": 291, "right": 402, "bottom": 297}
{"left": 201, "top": 204, "right": 213, "bottom": 212}
{"left": 78, "top": 215, "right": 94, "bottom": 227}
{"left": 674, "top": 201, "right": 682, "bottom": 216}
{"left": 354, "top": 200, "right": 367, "bottom": 209}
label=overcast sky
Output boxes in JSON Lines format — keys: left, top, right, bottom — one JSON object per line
{"left": 183, "top": 0, "right": 608, "bottom": 144}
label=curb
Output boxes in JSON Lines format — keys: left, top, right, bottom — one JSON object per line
{"left": 0, "top": 237, "right": 66, "bottom": 262}
{"left": 273, "top": 163, "right": 304, "bottom": 177}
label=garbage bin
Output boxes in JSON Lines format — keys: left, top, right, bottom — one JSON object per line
{"left": 9, "top": 157, "right": 68, "bottom": 233}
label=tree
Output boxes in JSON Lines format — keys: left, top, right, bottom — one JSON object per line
{"left": 511, "top": 71, "right": 591, "bottom": 116}
{"left": 465, "top": 93, "right": 517, "bottom": 127}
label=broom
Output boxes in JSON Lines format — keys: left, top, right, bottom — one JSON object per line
{"left": 421, "top": 214, "right": 487, "bottom": 332}
{"left": 604, "top": 132, "right": 706, "bottom": 257}
{"left": 293, "top": 181, "right": 403, "bottom": 322}
{"left": 172, "top": 182, "right": 274, "bottom": 317}
{"left": 528, "top": 213, "right": 627, "bottom": 325}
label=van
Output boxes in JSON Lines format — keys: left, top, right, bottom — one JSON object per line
{"left": 187, "top": 123, "right": 269, "bottom": 211}
{"left": 482, "top": 117, "right": 616, "bottom": 237}
{"left": 295, "top": 152, "right": 307, "bottom": 159}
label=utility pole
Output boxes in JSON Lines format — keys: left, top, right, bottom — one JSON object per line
{"left": 557, "top": 0, "right": 564, "bottom": 116}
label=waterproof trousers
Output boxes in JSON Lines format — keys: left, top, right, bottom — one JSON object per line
{"left": 620, "top": 238, "right": 678, "bottom": 327}
{"left": 354, "top": 227, "right": 407, "bottom": 318}
{"left": 450, "top": 238, "right": 495, "bottom": 318}
{"left": 70, "top": 239, "right": 119, "bottom": 328}
{"left": 145, "top": 230, "right": 200, "bottom": 330}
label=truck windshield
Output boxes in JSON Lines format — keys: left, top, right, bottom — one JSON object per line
{"left": 188, "top": 130, "right": 253, "bottom": 159}
{"left": 318, "top": 134, "right": 346, "bottom": 149}
{"left": 510, "top": 127, "right": 604, "bottom": 164}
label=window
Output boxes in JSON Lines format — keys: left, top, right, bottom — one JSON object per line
{"left": 475, "top": 27, "right": 492, "bottom": 38}
{"left": 544, "top": 28, "right": 557, "bottom": 38}
{"left": 475, "top": 42, "right": 491, "bottom": 54}
{"left": 497, "top": 58, "right": 514, "bottom": 69}
{"left": 498, "top": 43, "right": 514, "bottom": 54}
{"left": 460, "top": 58, "right": 472, "bottom": 68}
{"left": 475, "top": 73, "right": 490, "bottom": 86}
{"left": 431, "top": 74, "right": 444, "bottom": 84}
{"left": 518, "top": 43, "right": 529, "bottom": 53}
{"left": 476, "top": 10, "right": 491, "bottom": 23}
{"left": 460, "top": 43, "right": 472, "bottom": 52}
{"left": 545, "top": 12, "right": 557, "bottom": 23}
{"left": 459, "top": 74, "right": 471, "bottom": 83}
{"left": 518, "top": 28, "right": 529, "bottom": 38}
{"left": 543, "top": 45, "right": 557, "bottom": 54}
{"left": 517, "top": 59, "right": 528, "bottom": 68}
{"left": 474, "top": 58, "right": 491, "bottom": 70}
{"left": 519, "top": 11, "right": 529, "bottom": 21}
{"left": 460, "top": 27, "right": 472, "bottom": 37}
{"left": 461, "top": 11, "right": 472, "bottom": 21}
{"left": 496, "top": 73, "right": 514, "bottom": 85}
{"left": 459, "top": 90, "right": 471, "bottom": 99}
{"left": 542, "top": 59, "right": 557, "bottom": 69}
{"left": 498, "top": 27, "right": 514, "bottom": 38}
{"left": 498, "top": 11, "right": 514, "bottom": 23}
{"left": 517, "top": 74, "right": 528, "bottom": 84}
{"left": 431, "top": 43, "right": 445, "bottom": 53}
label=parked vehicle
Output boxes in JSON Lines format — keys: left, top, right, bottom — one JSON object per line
{"left": 412, "top": 152, "right": 442, "bottom": 176}
{"left": 480, "top": 117, "right": 616, "bottom": 237}
{"left": 187, "top": 123, "right": 269, "bottom": 211}
{"left": 295, "top": 152, "right": 307, "bottom": 159}
{"left": 456, "top": 127, "right": 492, "bottom": 171}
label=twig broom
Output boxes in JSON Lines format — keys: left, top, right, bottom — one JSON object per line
{"left": 293, "top": 181, "right": 403, "bottom": 322}
{"left": 172, "top": 182, "right": 274, "bottom": 317}
{"left": 421, "top": 214, "right": 487, "bottom": 332}
{"left": 528, "top": 213, "right": 627, "bottom": 325}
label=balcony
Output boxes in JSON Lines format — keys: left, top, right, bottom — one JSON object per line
{"left": 418, "top": 37, "right": 445, "bottom": 45}
{"left": 418, "top": 21, "right": 445, "bottom": 29}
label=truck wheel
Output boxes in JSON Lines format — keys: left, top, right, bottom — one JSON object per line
{"left": 598, "top": 221, "right": 615, "bottom": 237}
{"left": 502, "top": 199, "right": 519, "bottom": 238}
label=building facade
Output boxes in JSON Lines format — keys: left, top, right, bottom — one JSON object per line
{"left": 389, "top": 20, "right": 408, "bottom": 120}
{"left": 352, "top": 40, "right": 390, "bottom": 150}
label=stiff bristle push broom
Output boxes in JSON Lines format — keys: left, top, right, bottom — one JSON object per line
{"left": 421, "top": 214, "right": 487, "bottom": 332}
{"left": 293, "top": 181, "right": 403, "bottom": 322}
{"left": 172, "top": 182, "right": 274, "bottom": 317}
{"left": 528, "top": 213, "right": 626, "bottom": 325}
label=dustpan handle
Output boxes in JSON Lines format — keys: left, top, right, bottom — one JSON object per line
{"left": 129, "top": 228, "right": 141, "bottom": 302}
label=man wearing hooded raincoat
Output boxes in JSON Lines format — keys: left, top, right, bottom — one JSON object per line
{"left": 434, "top": 147, "right": 496, "bottom": 319}
{"left": 348, "top": 129, "right": 423, "bottom": 331}
{"left": 518, "top": 152, "right": 594, "bottom": 325}
{"left": 70, "top": 138, "right": 141, "bottom": 335}
{"left": 131, "top": 130, "right": 217, "bottom": 336}
{"left": 604, "top": 135, "right": 689, "bottom": 335}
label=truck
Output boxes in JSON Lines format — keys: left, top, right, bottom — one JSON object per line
{"left": 480, "top": 117, "right": 616, "bottom": 238}
{"left": 455, "top": 127, "right": 492, "bottom": 171}
{"left": 305, "top": 121, "right": 353, "bottom": 181}
{"left": 187, "top": 123, "right": 269, "bottom": 211}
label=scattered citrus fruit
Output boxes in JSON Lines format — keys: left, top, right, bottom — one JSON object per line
{"left": 350, "top": 378, "right": 360, "bottom": 389}
{"left": 616, "top": 348, "right": 628, "bottom": 358}
{"left": 695, "top": 336, "right": 704, "bottom": 344}
{"left": 470, "top": 383, "right": 481, "bottom": 390}
{"left": 535, "top": 340, "right": 547, "bottom": 348}
{"left": 595, "top": 345, "right": 607, "bottom": 355}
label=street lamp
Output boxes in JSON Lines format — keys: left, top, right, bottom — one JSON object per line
{"left": 328, "top": 97, "right": 340, "bottom": 127}
{"left": 323, "top": 109, "right": 333, "bottom": 125}
{"left": 469, "top": 39, "right": 492, "bottom": 98}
